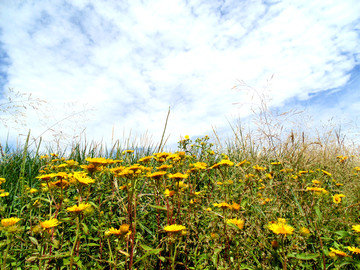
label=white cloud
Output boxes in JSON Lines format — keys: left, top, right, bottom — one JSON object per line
{"left": 0, "top": 0, "right": 359, "bottom": 150}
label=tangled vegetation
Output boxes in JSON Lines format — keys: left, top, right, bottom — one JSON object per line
{"left": 0, "top": 131, "right": 360, "bottom": 270}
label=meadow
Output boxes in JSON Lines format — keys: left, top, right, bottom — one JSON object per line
{"left": 1, "top": 124, "right": 360, "bottom": 270}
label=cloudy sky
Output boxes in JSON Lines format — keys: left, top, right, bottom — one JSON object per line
{"left": 0, "top": 0, "right": 359, "bottom": 150}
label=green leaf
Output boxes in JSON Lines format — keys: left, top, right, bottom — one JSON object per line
{"left": 149, "top": 204, "right": 167, "bottom": 211}
{"left": 334, "top": 231, "right": 350, "bottom": 239}
{"left": 28, "top": 236, "right": 39, "bottom": 246}
{"left": 81, "top": 222, "right": 89, "bottom": 235}
{"left": 314, "top": 206, "right": 322, "bottom": 220}
{"left": 287, "top": 253, "right": 319, "bottom": 260}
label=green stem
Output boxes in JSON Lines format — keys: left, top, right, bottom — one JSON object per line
{"left": 69, "top": 215, "right": 80, "bottom": 270}
{"left": 1, "top": 234, "right": 11, "bottom": 270}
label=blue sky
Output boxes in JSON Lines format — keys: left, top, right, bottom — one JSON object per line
{"left": 0, "top": 0, "right": 359, "bottom": 149}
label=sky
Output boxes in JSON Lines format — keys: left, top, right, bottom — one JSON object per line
{"left": 0, "top": 0, "right": 360, "bottom": 151}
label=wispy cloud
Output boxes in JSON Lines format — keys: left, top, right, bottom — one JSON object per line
{"left": 0, "top": 0, "right": 359, "bottom": 148}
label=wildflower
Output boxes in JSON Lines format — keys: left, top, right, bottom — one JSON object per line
{"left": 184, "top": 135, "right": 190, "bottom": 140}
{"left": 210, "top": 232, "right": 219, "bottom": 239}
{"left": 147, "top": 171, "right": 167, "bottom": 179}
{"left": 138, "top": 156, "right": 152, "bottom": 163}
{"left": 226, "top": 218, "right": 245, "bottom": 229}
{"left": 298, "top": 171, "right": 308, "bottom": 176}
{"left": 235, "top": 160, "right": 247, "bottom": 167}
{"left": 67, "top": 202, "right": 91, "bottom": 213}
{"left": 105, "top": 224, "right": 130, "bottom": 236}
{"left": 65, "top": 160, "right": 79, "bottom": 166}
{"left": 329, "top": 248, "right": 350, "bottom": 258}
{"left": 29, "top": 188, "right": 38, "bottom": 194}
{"left": 122, "top": 150, "right": 134, "bottom": 154}
{"left": 153, "top": 152, "right": 171, "bottom": 159}
{"left": 164, "top": 189, "right": 175, "bottom": 197}
{"left": 271, "top": 162, "right": 281, "bottom": 165}
{"left": 210, "top": 159, "right": 234, "bottom": 169}
{"left": 0, "top": 192, "right": 9, "bottom": 197}
{"left": 280, "top": 168, "right": 293, "bottom": 173}
{"left": 73, "top": 172, "right": 95, "bottom": 185}
{"left": 168, "top": 173, "right": 188, "bottom": 180}
{"left": 253, "top": 165, "right": 266, "bottom": 171}
{"left": 352, "top": 225, "right": 360, "bottom": 233}
{"left": 333, "top": 194, "right": 346, "bottom": 204}
{"left": 321, "top": 170, "right": 332, "bottom": 177}
{"left": 40, "top": 218, "right": 60, "bottom": 229}
{"left": 245, "top": 173, "right": 255, "bottom": 179}
{"left": 261, "top": 198, "right": 273, "bottom": 205}
{"left": 85, "top": 157, "right": 110, "bottom": 165}
{"left": 164, "top": 224, "right": 186, "bottom": 232}
{"left": 0, "top": 178, "right": 5, "bottom": 184}
{"left": 347, "top": 246, "right": 360, "bottom": 254}
{"left": 300, "top": 227, "right": 311, "bottom": 237}
{"left": 268, "top": 218, "right": 294, "bottom": 236}
{"left": 206, "top": 208, "right": 212, "bottom": 212}
{"left": 1, "top": 217, "right": 21, "bottom": 227}
{"left": 312, "top": 180, "right": 321, "bottom": 185}
{"left": 191, "top": 162, "right": 207, "bottom": 170}
{"left": 266, "top": 173, "right": 273, "bottom": 179}
{"left": 306, "top": 187, "right": 328, "bottom": 194}
{"left": 213, "top": 202, "right": 232, "bottom": 210}
{"left": 176, "top": 181, "right": 188, "bottom": 189}
{"left": 231, "top": 203, "right": 241, "bottom": 210}
{"left": 36, "top": 173, "right": 57, "bottom": 181}
{"left": 156, "top": 164, "right": 173, "bottom": 171}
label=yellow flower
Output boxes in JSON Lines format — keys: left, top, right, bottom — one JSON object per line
{"left": 268, "top": 219, "right": 294, "bottom": 236}
{"left": 147, "top": 171, "right": 167, "bottom": 179}
{"left": 40, "top": 218, "right": 60, "bottom": 229}
{"left": 0, "top": 192, "right": 9, "bottom": 197}
{"left": 329, "top": 248, "right": 350, "bottom": 257}
{"left": 300, "top": 227, "right": 311, "bottom": 237}
{"left": 271, "top": 162, "right": 281, "bottom": 165}
{"left": 1, "top": 217, "right": 21, "bottom": 227}
{"left": 280, "top": 168, "right": 293, "bottom": 173}
{"left": 86, "top": 157, "right": 111, "bottom": 165}
{"left": 164, "top": 224, "right": 186, "bottom": 232}
{"left": 191, "top": 162, "right": 207, "bottom": 170}
{"left": 231, "top": 202, "right": 241, "bottom": 211}
{"left": 105, "top": 224, "right": 130, "bottom": 236}
{"left": 226, "top": 218, "right": 244, "bottom": 229}
{"left": 138, "top": 156, "right": 153, "bottom": 163}
{"left": 210, "top": 159, "right": 234, "bottom": 169}
{"left": 253, "top": 165, "right": 266, "bottom": 171}
{"left": 67, "top": 202, "right": 91, "bottom": 213}
{"left": 122, "top": 150, "right": 134, "bottom": 154}
{"left": 333, "top": 194, "right": 346, "bottom": 204}
{"left": 347, "top": 246, "right": 360, "bottom": 254}
{"left": 168, "top": 173, "right": 188, "bottom": 180}
{"left": 73, "top": 172, "right": 95, "bottom": 185}
{"left": 156, "top": 164, "right": 173, "bottom": 171}
{"left": 312, "top": 180, "right": 321, "bottom": 185}
{"left": 235, "top": 160, "right": 247, "bottom": 167}
{"left": 184, "top": 135, "right": 190, "bottom": 140}
{"left": 321, "top": 170, "right": 332, "bottom": 176}
{"left": 164, "top": 189, "right": 175, "bottom": 197}
{"left": 0, "top": 178, "right": 6, "bottom": 184}
{"left": 306, "top": 187, "right": 328, "bottom": 194}
{"left": 213, "top": 202, "right": 232, "bottom": 209}
{"left": 29, "top": 188, "right": 38, "bottom": 194}
{"left": 352, "top": 225, "right": 360, "bottom": 232}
